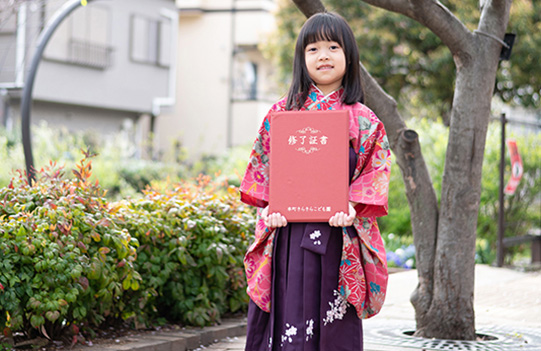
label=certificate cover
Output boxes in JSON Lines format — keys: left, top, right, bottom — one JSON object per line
{"left": 269, "top": 110, "right": 349, "bottom": 222}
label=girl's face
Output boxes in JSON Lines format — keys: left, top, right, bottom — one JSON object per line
{"left": 304, "top": 40, "right": 346, "bottom": 96}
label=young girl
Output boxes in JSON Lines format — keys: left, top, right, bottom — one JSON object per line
{"left": 240, "top": 12, "right": 390, "bottom": 351}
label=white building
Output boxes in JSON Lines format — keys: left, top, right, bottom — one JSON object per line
{"left": 0, "top": 0, "right": 177, "bottom": 158}
{"left": 1, "top": 0, "right": 280, "bottom": 161}
{"left": 155, "top": 0, "right": 279, "bottom": 159}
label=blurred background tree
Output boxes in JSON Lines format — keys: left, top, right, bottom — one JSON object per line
{"left": 272, "top": 0, "right": 536, "bottom": 339}
{"left": 266, "top": 0, "right": 540, "bottom": 124}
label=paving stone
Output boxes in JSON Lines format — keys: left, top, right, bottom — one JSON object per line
{"left": 69, "top": 266, "right": 540, "bottom": 351}
{"left": 145, "top": 334, "right": 188, "bottom": 351}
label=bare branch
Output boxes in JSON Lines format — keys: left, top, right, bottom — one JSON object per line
{"left": 290, "top": 0, "right": 326, "bottom": 17}
{"left": 360, "top": 0, "right": 473, "bottom": 59}
{"left": 477, "top": 0, "right": 511, "bottom": 35}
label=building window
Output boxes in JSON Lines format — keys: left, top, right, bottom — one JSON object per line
{"left": 129, "top": 14, "right": 170, "bottom": 67}
{"left": 44, "top": 4, "right": 112, "bottom": 69}
{"left": 68, "top": 5, "right": 112, "bottom": 69}
{"left": 233, "top": 61, "right": 258, "bottom": 101}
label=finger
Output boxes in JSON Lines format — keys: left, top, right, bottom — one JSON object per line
{"left": 328, "top": 214, "right": 338, "bottom": 227}
{"left": 271, "top": 213, "right": 280, "bottom": 228}
{"left": 329, "top": 212, "right": 344, "bottom": 227}
{"left": 279, "top": 214, "right": 288, "bottom": 227}
{"left": 339, "top": 214, "right": 347, "bottom": 227}
{"left": 261, "top": 207, "right": 269, "bottom": 222}
{"left": 268, "top": 212, "right": 286, "bottom": 228}
{"left": 267, "top": 213, "right": 276, "bottom": 227}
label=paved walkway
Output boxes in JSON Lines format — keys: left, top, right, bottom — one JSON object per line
{"left": 204, "top": 264, "right": 541, "bottom": 351}
{"left": 74, "top": 264, "right": 540, "bottom": 350}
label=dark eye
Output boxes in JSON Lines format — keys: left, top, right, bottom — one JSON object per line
{"left": 330, "top": 45, "right": 340, "bottom": 50}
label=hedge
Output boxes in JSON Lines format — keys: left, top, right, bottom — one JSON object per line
{"left": 0, "top": 150, "right": 255, "bottom": 342}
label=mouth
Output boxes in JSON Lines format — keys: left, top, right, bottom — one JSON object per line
{"left": 317, "top": 64, "right": 334, "bottom": 71}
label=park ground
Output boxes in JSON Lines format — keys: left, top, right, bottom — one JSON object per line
{"left": 70, "top": 264, "right": 541, "bottom": 351}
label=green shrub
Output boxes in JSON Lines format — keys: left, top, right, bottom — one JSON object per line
{"left": 0, "top": 124, "right": 189, "bottom": 200}
{"left": 1, "top": 150, "right": 256, "bottom": 343}
{"left": 116, "top": 175, "right": 255, "bottom": 327}
{"left": 0, "top": 151, "right": 142, "bottom": 340}
{"left": 187, "top": 145, "right": 252, "bottom": 188}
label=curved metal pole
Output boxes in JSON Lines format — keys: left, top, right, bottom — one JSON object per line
{"left": 21, "top": 0, "right": 95, "bottom": 184}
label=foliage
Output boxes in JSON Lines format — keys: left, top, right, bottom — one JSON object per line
{"left": 378, "top": 160, "right": 412, "bottom": 237}
{"left": 0, "top": 150, "right": 141, "bottom": 341}
{"left": 475, "top": 238, "right": 496, "bottom": 265}
{"left": 378, "top": 118, "right": 448, "bottom": 237}
{"left": 181, "top": 145, "right": 252, "bottom": 189}
{"left": 477, "top": 126, "right": 541, "bottom": 262}
{"left": 0, "top": 151, "right": 256, "bottom": 343}
{"left": 495, "top": 0, "right": 541, "bottom": 108}
{"left": 378, "top": 118, "right": 540, "bottom": 264}
{"left": 383, "top": 233, "right": 415, "bottom": 269}
{"left": 115, "top": 175, "right": 255, "bottom": 327}
{"left": 266, "top": 0, "right": 540, "bottom": 119}
{"left": 0, "top": 123, "right": 253, "bottom": 200}
{"left": 0, "top": 123, "right": 190, "bottom": 200}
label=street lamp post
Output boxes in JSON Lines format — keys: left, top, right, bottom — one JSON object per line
{"left": 21, "top": 0, "right": 97, "bottom": 183}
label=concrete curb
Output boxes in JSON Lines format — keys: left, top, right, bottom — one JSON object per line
{"left": 72, "top": 318, "right": 247, "bottom": 351}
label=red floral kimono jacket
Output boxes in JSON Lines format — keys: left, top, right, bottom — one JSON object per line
{"left": 240, "top": 85, "right": 390, "bottom": 319}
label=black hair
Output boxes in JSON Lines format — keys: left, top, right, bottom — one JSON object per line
{"left": 286, "top": 12, "right": 363, "bottom": 110}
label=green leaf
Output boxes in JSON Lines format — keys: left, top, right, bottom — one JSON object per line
{"left": 122, "top": 277, "right": 131, "bottom": 290}
{"left": 16, "top": 225, "right": 26, "bottom": 237}
{"left": 30, "top": 315, "right": 45, "bottom": 328}
{"left": 45, "top": 310, "right": 60, "bottom": 322}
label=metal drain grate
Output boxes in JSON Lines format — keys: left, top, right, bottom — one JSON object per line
{"left": 364, "top": 320, "right": 541, "bottom": 351}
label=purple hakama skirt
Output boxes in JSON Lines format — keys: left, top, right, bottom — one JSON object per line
{"left": 245, "top": 148, "right": 363, "bottom": 351}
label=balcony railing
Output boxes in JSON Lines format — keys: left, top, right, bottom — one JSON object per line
{"left": 68, "top": 39, "right": 112, "bottom": 69}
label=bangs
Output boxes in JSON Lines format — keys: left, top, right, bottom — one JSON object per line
{"left": 300, "top": 15, "right": 346, "bottom": 49}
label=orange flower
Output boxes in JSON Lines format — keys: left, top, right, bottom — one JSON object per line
{"left": 373, "top": 150, "right": 391, "bottom": 170}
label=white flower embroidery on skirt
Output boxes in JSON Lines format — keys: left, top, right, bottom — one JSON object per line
{"left": 306, "top": 319, "right": 314, "bottom": 341}
{"left": 323, "top": 290, "right": 349, "bottom": 325}
{"left": 281, "top": 323, "right": 298, "bottom": 346}
{"left": 310, "top": 230, "right": 322, "bottom": 245}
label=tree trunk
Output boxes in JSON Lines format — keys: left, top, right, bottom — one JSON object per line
{"left": 291, "top": 0, "right": 511, "bottom": 340}
{"left": 419, "top": 2, "right": 511, "bottom": 338}
{"left": 357, "top": 62, "right": 439, "bottom": 330}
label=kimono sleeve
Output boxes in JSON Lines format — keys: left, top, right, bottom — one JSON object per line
{"left": 349, "top": 117, "right": 391, "bottom": 218}
{"left": 239, "top": 108, "right": 275, "bottom": 208}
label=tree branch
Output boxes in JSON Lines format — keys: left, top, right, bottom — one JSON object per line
{"left": 290, "top": 0, "right": 326, "bottom": 17}
{"left": 477, "top": 0, "right": 511, "bottom": 36}
{"left": 360, "top": 0, "right": 473, "bottom": 59}
{"left": 359, "top": 61, "right": 439, "bottom": 326}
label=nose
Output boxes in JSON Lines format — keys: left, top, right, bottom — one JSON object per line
{"left": 318, "top": 48, "right": 330, "bottom": 60}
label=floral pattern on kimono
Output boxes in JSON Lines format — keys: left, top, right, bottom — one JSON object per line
{"left": 240, "top": 84, "right": 390, "bottom": 319}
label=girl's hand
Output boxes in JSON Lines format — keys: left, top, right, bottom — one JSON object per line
{"left": 261, "top": 206, "right": 288, "bottom": 228}
{"left": 329, "top": 202, "right": 357, "bottom": 227}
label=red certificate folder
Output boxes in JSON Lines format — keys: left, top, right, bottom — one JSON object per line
{"left": 269, "top": 110, "right": 349, "bottom": 222}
